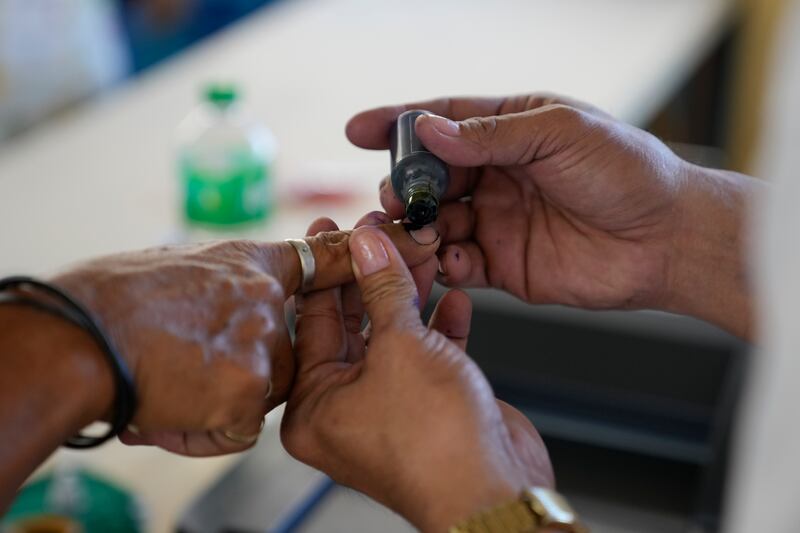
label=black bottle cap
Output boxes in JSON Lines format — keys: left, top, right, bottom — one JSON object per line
{"left": 406, "top": 191, "right": 439, "bottom": 227}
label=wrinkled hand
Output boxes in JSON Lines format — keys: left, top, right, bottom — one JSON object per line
{"left": 281, "top": 220, "right": 552, "bottom": 532}
{"left": 52, "top": 221, "right": 438, "bottom": 456}
{"left": 347, "top": 94, "right": 689, "bottom": 311}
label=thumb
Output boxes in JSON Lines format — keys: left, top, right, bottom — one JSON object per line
{"left": 349, "top": 226, "right": 423, "bottom": 334}
{"left": 414, "top": 104, "right": 591, "bottom": 167}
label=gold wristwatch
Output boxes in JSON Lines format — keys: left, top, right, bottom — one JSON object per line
{"left": 448, "top": 487, "right": 588, "bottom": 533}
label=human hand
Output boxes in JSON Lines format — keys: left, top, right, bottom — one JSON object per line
{"left": 281, "top": 220, "right": 553, "bottom": 532}
{"left": 51, "top": 222, "right": 439, "bottom": 456}
{"left": 347, "top": 94, "right": 759, "bottom": 338}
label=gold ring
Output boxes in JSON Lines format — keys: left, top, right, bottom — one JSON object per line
{"left": 222, "top": 418, "right": 265, "bottom": 445}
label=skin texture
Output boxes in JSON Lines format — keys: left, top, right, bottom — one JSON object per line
{"left": 347, "top": 94, "right": 763, "bottom": 339}
{"left": 282, "top": 220, "right": 553, "bottom": 533}
{"left": 1, "top": 92, "right": 764, "bottom": 528}
{"left": 0, "top": 222, "right": 439, "bottom": 511}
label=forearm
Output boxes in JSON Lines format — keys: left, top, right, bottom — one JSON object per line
{"left": 0, "top": 304, "right": 111, "bottom": 512}
{"left": 665, "top": 164, "right": 765, "bottom": 341}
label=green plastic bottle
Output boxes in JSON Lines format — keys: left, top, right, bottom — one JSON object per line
{"left": 2, "top": 466, "right": 143, "bottom": 533}
{"left": 177, "top": 84, "right": 276, "bottom": 228}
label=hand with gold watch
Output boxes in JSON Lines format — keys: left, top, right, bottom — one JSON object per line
{"left": 281, "top": 219, "right": 579, "bottom": 533}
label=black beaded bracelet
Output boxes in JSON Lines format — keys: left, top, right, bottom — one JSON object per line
{"left": 0, "top": 276, "right": 137, "bottom": 448}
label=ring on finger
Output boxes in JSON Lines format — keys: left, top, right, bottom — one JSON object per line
{"left": 285, "top": 238, "right": 316, "bottom": 294}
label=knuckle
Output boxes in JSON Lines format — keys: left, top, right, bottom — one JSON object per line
{"left": 233, "top": 270, "right": 285, "bottom": 303}
{"left": 213, "top": 382, "right": 268, "bottom": 429}
{"left": 219, "top": 278, "right": 236, "bottom": 294}
{"left": 361, "top": 273, "right": 416, "bottom": 307}
{"left": 230, "top": 239, "right": 261, "bottom": 257}
{"left": 525, "top": 93, "right": 557, "bottom": 109}
{"left": 259, "top": 306, "right": 279, "bottom": 336}
{"left": 312, "top": 230, "right": 350, "bottom": 268}
{"left": 260, "top": 276, "right": 285, "bottom": 302}
{"left": 419, "top": 329, "right": 451, "bottom": 355}
{"left": 544, "top": 104, "right": 586, "bottom": 127}
{"left": 204, "top": 239, "right": 250, "bottom": 259}
{"left": 461, "top": 116, "right": 499, "bottom": 145}
{"left": 242, "top": 366, "right": 272, "bottom": 396}
{"left": 209, "top": 406, "right": 241, "bottom": 430}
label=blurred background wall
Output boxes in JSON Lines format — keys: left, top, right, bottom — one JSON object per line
{"left": 0, "top": 0, "right": 792, "bottom": 173}
{"left": 0, "top": 0, "right": 278, "bottom": 140}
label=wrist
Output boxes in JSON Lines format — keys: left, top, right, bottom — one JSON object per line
{"left": 664, "top": 163, "right": 763, "bottom": 340}
{"left": 405, "top": 483, "right": 575, "bottom": 533}
{"left": 0, "top": 302, "right": 115, "bottom": 508}
{"left": 406, "top": 481, "right": 520, "bottom": 533}
{"left": 0, "top": 302, "right": 114, "bottom": 428}
{"left": 395, "top": 471, "right": 526, "bottom": 533}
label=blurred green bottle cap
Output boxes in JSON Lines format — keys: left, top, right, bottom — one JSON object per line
{"left": 204, "top": 84, "right": 238, "bottom": 107}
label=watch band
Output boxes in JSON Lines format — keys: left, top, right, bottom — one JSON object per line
{"left": 448, "top": 499, "right": 537, "bottom": 533}
{"left": 448, "top": 487, "right": 588, "bottom": 533}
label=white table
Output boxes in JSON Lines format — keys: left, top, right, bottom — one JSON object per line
{"left": 0, "top": 0, "right": 736, "bottom": 531}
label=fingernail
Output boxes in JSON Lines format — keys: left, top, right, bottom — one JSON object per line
{"left": 380, "top": 180, "right": 395, "bottom": 199}
{"left": 427, "top": 115, "right": 461, "bottom": 137}
{"left": 351, "top": 230, "right": 390, "bottom": 276}
{"left": 409, "top": 226, "right": 439, "bottom": 245}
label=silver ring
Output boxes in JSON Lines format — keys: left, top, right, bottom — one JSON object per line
{"left": 285, "top": 238, "right": 316, "bottom": 294}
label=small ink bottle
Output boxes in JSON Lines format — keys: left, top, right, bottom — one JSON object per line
{"left": 390, "top": 110, "right": 450, "bottom": 228}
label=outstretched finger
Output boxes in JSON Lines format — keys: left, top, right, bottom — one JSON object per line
{"left": 428, "top": 290, "right": 472, "bottom": 351}
{"left": 436, "top": 242, "right": 489, "bottom": 289}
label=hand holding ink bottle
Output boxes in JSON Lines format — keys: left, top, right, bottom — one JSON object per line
{"left": 390, "top": 110, "right": 450, "bottom": 229}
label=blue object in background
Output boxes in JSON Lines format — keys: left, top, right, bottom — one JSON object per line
{"left": 119, "top": 0, "right": 282, "bottom": 73}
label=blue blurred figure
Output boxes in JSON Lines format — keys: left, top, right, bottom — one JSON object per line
{"left": 119, "top": 0, "right": 279, "bottom": 72}
{"left": 0, "top": 0, "right": 129, "bottom": 139}
{"left": 0, "top": 0, "right": 278, "bottom": 140}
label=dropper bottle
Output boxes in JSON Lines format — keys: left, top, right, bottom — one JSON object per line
{"left": 390, "top": 110, "right": 450, "bottom": 228}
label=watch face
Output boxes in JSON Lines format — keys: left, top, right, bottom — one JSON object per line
{"left": 526, "top": 487, "right": 584, "bottom": 530}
